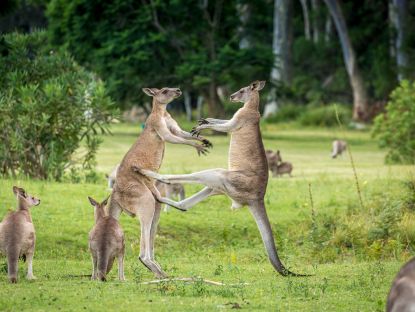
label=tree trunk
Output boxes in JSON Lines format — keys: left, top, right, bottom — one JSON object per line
{"left": 324, "top": 13, "right": 332, "bottom": 42}
{"left": 311, "top": 0, "right": 321, "bottom": 43}
{"left": 204, "top": 82, "right": 224, "bottom": 117}
{"left": 264, "top": 0, "right": 293, "bottom": 118}
{"left": 237, "top": 2, "right": 251, "bottom": 49}
{"left": 390, "top": 0, "right": 408, "bottom": 81}
{"left": 299, "top": 0, "right": 311, "bottom": 40}
{"left": 201, "top": 0, "right": 225, "bottom": 118}
{"left": 324, "top": 0, "right": 369, "bottom": 122}
{"left": 183, "top": 90, "right": 192, "bottom": 121}
{"left": 196, "top": 95, "right": 204, "bottom": 120}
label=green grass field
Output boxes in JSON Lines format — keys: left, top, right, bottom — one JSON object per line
{"left": 0, "top": 121, "right": 414, "bottom": 311}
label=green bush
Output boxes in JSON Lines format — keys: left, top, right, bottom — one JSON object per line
{"left": 265, "top": 103, "right": 304, "bottom": 123}
{"left": 372, "top": 80, "right": 415, "bottom": 164}
{"left": 298, "top": 104, "right": 351, "bottom": 127}
{"left": 0, "top": 31, "right": 116, "bottom": 181}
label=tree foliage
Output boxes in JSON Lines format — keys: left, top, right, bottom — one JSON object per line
{"left": 46, "top": 0, "right": 273, "bottom": 116}
{"left": 0, "top": 31, "right": 116, "bottom": 180}
{"left": 373, "top": 80, "right": 415, "bottom": 164}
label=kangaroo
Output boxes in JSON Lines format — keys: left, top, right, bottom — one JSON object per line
{"left": 270, "top": 150, "right": 293, "bottom": 177}
{"left": 106, "top": 164, "right": 185, "bottom": 212}
{"left": 331, "top": 139, "right": 347, "bottom": 158}
{"left": 88, "top": 196, "right": 125, "bottom": 281}
{"left": 155, "top": 181, "right": 186, "bottom": 212}
{"left": 108, "top": 87, "right": 211, "bottom": 278}
{"left": 387, "top": 257, "right": 415, "bottom": 312}
{"left": 137, "top": 81, "right": 305, "bottom": 276}
{"left": 0, "top": 186, "right": 40, "bottom": 283}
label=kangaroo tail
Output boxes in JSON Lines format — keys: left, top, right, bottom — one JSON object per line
{"left": 97, "top": 249, "right": 109, "bottom": 281}
{"left": 249, "top": 201, "right": 310, "bottom": 277}
{"left": 7, "top": 247, "right": 20, "bottom": 283}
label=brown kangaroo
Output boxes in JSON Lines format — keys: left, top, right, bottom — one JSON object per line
{"left": 107, "top": 87, "right": 211, "bottom": 278}
{"left": 0, "top": 186, "right": 40, "bottom": 283}
{"left": 137, "top": 81, "right": 306, "bottom": 276}
{"left": 387, "top": 257, "right": 415, "bottom": 312}
{"left": 88, "top": 196, "right": 125, "bottom": 281}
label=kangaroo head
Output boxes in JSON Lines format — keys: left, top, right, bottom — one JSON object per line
{"left": 13, "top": 186, "right": 40, "bottom": 209}
{"left": 142, "top": 87, "right": 182, "bottom": 105}
{"left": 230, "top": 80, "right": 266, "bottom": 103}
{"left": 88, "top": 196, "right": 109, "bottom": 222}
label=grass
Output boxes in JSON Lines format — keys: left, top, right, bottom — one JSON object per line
{"left": 0, "top": 121, "right": 414, "bottom": 311}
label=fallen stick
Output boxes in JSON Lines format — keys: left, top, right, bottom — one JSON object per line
{"left": 140, "top": 277, "right": 249, "bottom": 286}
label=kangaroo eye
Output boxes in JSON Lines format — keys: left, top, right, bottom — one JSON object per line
{"left": 241, "top": 90, "right": 244, "bottom": 93}
{"left": 162, "top": 90, "right": 168, "bottom": 94}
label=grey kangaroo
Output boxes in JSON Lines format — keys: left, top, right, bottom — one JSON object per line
{"left": 387, "top": 257, "right": 415, "bottom": 312}
{"left": 137, "top": 81, "right": 305, "bottom": 276}
{"left": 0, "top": 186, "right": 40, "bottom": 283}
{"left": 88, "top": 196, "right": 125, "bottom": 281}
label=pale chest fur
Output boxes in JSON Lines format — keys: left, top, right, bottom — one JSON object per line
{"left": 228, "top": 109, "right": 268, "bottom": 175}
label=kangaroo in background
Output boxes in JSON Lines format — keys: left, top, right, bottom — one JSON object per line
{"left": 387, "top": 257, "right": 415, "bottom": 312}
{"left": 88, "top": 196, "right": 125, "bottom": 282}
{"left": 137, "top": 81, "right": 305, "bottom": 276}
{"left": 331, "top": 139, "right": 347, "bottom": 158}
{"left": 106, "top": 164, "right": 185, "bottom": 212}
{"left": 107, "top": 87, "right": 211, "bottom": 278}
{"left": 0, "top": 186, "right": 40, "bottom": 283}
{"left": 272, "top": 150, "right": 293, "bottom": 177}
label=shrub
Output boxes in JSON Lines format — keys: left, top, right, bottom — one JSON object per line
{"left": 0, "top": 31, "right": 116, "bottom": 181}
{"left": 298, "top": 104, "right": 351, "bottom": 127}
{"left": 372, "top": 80, "right": 415, "bottom": 164}
{"left": 265, "top": 103, "right": 304, "bottom": 123}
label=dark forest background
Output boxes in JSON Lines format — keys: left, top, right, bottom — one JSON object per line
{"left": 1, "top": 0, "right": 414, "bottom": 123}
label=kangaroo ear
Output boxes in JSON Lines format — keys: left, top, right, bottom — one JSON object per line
{"left": 12, "top": 186, "right": 19, "bottom": 195}
{"left": 250, "top": 80, "right": 266, "bottom": 91}
{"left": 142, "top": 88, "right": 159, "bottom": 96}
{"left": 101, "top": 195, "right": 110, "bottom": 207}
{"left": 13, "top": 186, "right": 26, "bottom": 197}
{"left": 88, "top": 196, "right": 98, "bottom": 207}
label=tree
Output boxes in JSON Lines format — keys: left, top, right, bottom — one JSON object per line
{"left": 0, "top": 31, "right": 115, "bottom": 180}
{"left": 264, "top": 0, "right": 293, "bottom": 118}
{"left": 299, "top": 0, "right": 311, "bottom": 40}
{"left": 324, "top": 0, "right": 369, "bottom": 121}
{"left": 390, "top": 0, "right": 408, "bottom": 81}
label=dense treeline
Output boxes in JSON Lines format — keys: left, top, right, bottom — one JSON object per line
{"left": 1, "top": 0, "right": 415, "bottom": 121}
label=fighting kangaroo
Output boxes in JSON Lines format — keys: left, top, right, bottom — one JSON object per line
{"left": 107, "top": 87, "right": 211, "bottom": 278}
{"left": 88, "top": 196, "right": 125, "bottom": 281}
{"left": 137, "top": 81, "right": 305, "bottom": 276}
{"left": 0, "top": 186, "right": 40, "bottom": 283}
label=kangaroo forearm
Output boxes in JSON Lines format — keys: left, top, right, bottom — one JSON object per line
{"left": 204, "top": 118, "right": 229, "bottom": 124}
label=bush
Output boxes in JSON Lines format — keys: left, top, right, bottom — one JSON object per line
{"left": 265, "top": 103, "right": 304, "bottom": 123}
{"left": 0, "top": 31, "right": 116, "bottom": 180}
{"left": 298, "top": 104, "right": 351, "bottom": 127}
{"left": 372, "top": 80, "right": 415, "bottom": 164}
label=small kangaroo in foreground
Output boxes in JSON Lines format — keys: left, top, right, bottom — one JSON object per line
{"left": 331, "top": 139, "right": 347, "bottom": 158}
{"left": 271, "top": 150, "right": 293, "bottom": 177}
{"left": 387, "top": 257, "right": 415, "bottom": 312}
{"left": 88, "top": 196, "right": 125, "bottom": 281}
{"left": 108, "top": 87, "right": 211, "bottom": 278}
{"left": 137, "top": 81, "right": 306, "bottom": 276}
{"left": 106, "top": 164, "right": 185, "bottom": 211}
{"left": 0, "top": 186, "right": 40, "bottom": 283}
